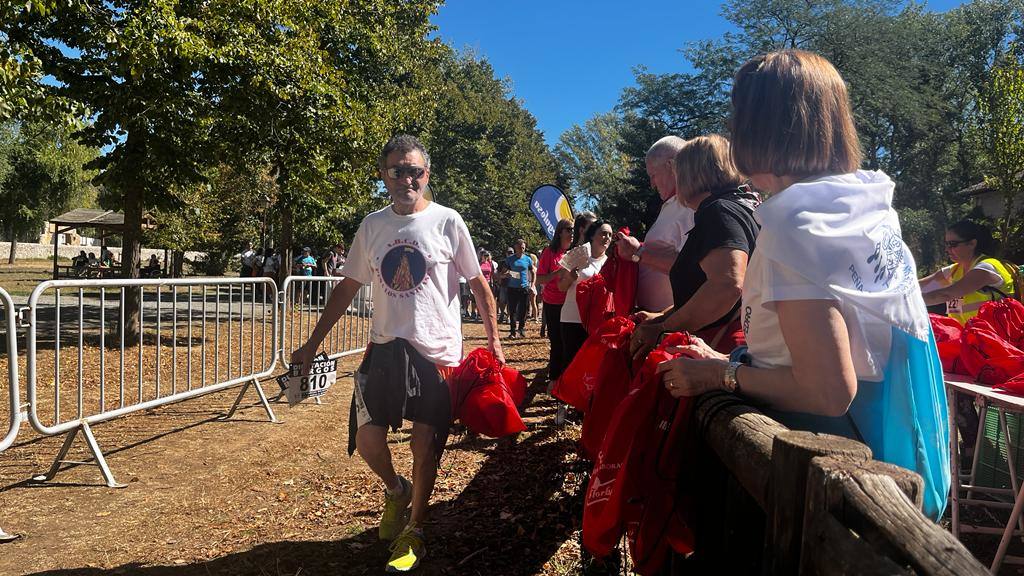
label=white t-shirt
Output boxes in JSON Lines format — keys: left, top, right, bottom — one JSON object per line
{"left": 742, "top": 250, "right": 894, "bottom": 382}
{"left": 937, "top": 262, "right": 1003, "bottom": 286}
{"left": 560, "top": 254, "right": 608, "bottom": 324}
{"left": 638, "top": 197, "right": 694, "bottom": 311}
{"left": 341, "top": 202, "right": 482, "bottom": 366}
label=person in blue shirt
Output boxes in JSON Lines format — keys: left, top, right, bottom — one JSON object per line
{"left": 296, "top": 247, "right": 317, "bottom": 276}
{"left": 503, "top": 239, "right": 535, "bottom": 339}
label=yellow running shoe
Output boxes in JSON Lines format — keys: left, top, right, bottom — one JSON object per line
{"left": 386, "top": 523, "right": 425, "bottom": 573}
{"left": 379, "top": 476, "right": 413, "bottom": 541}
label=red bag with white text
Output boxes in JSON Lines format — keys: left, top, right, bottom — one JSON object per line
{"left": 583, "top": 333, "right": 696, "bottom": 572}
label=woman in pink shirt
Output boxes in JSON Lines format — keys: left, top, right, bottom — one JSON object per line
{"left": 536, "top": 219, "right": 574, "bottom": 381}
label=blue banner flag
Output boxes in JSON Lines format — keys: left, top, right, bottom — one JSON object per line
{"left": 530, "top": 184, "right": 574, "bottom": 240}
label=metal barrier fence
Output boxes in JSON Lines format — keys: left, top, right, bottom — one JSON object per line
{"left": 24, "top": 277, "right": 280, "bottom": 487}
{"left": 0, "top": 287, "right": 22, "bottom": 542}
{"left": 278, "top": 276, "right": 373, "bottom": 368}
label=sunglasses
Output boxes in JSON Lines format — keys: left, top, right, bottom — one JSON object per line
{"left": 385, "top": 166, "right": 427, "bottom": 180}
{"left": 945, "top": 239, "right": 970, "bottom": 248}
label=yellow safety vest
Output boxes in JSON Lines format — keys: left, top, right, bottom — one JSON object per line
{"left": 947, "top": 255, "right": 1016, "bottom": 324}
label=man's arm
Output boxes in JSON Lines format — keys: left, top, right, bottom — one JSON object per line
{"left": 468, "top": 275, "right": 505, "bottom": 364}
{"left": 615, "top": 236, "right": 678, "bottom": 274}
{"left": 291, "top": 277, "right": 365, "bottom": 368}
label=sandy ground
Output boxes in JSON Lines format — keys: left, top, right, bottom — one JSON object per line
{"left": 0, "top": 321, "right": 590, "bottom": 576}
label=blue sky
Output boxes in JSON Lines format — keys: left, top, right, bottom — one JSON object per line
{"left": 431, "top": 0, "right": 970, "bottom": 148}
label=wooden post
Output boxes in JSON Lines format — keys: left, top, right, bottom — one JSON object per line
{"left": 764, "top": 431, "right": 872, "bottom": 575}
{"left": 801, "top": 455, "right": 986, "bottom": 575}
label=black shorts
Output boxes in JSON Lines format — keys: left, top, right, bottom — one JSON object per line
{"left": 347, "top": 339, "right": 452, "bottom": 459}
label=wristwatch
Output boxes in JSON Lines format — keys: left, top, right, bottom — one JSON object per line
{"left": 630, "top": 250, "right": 642, "bottom": 263}
{"left": 723, "top": 361, "right": 742, "bottom": 393}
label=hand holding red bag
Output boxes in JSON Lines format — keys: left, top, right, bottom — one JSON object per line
{"left": 448, "top": 348, "right": 526, "bottom": 437}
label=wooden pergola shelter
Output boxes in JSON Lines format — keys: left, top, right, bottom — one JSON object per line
{"left": 48, "top": 209, "right": 157, "bottom": 279}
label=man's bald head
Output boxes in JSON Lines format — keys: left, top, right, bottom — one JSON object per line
{"left": 645, "top": 135, "right": 687, "bottom": 163}
{"left": 645, "top": 135, "right": 687, "bottom": 201}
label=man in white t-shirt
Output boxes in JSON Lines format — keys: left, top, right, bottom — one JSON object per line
{"left": 614, "top": 135, "right": 694, "bottom": 313}
{"left": 291, "top": 135, "right": 503, "bottom": 573}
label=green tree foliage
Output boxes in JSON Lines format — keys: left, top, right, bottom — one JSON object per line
{"left": 0, "top": 120, "right": 98, "bottom": 263}
{"left": 420, "top": 51, "right": 561, "bottom": 253}
{"left": 555, "top": 112, "right": 630, "bottom": 209}
{"left": 562, "top": 0, "right": 1022, "bottom": 267}
{"left": 978, "top": 56, "right": 1024, "bottom": 256}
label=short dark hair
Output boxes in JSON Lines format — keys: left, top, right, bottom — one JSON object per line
{"left": 379, "top": 134, "right": 431, "bottom": 170}
{"left": 948, "top": 220, "right": 996, "bottom": 255}
{"left": 583, "top": 219, "right": 610, "bottom": 244}
{"left": 730, "top": 49, "right": 862, "bottom": 179}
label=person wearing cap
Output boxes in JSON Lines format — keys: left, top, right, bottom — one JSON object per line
{"left": 295, "top": 247, "right": 317, "bottom": 277}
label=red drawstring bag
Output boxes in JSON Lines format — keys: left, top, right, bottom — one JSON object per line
{"left": 576, "top": 274, "right": 616, "bottom": 335}
{"left": 553, "top": 316, "right": 635, "bottom": 413}
{"left": 583, "top": 332, "right": 696, "bottom": 570}
{"left": 929, "top": 313, "right": 968, "bottom": 374}
{"left": 960, "top": 318, "right": 1024, "bottom": 386}
{"left": 598, "top": 227, "right": 640, "bottom": 317}
{"left": 580, "top": 318, "right": 636, "bottom": 460}
{"left": 977, "top": 299, "right": 1024, "bottom": 349}
{"left": 500, "top": 365, "right": 527, "bottom": 407}
{"left": 448, "top": 348, "right": 526, "bottom": 437}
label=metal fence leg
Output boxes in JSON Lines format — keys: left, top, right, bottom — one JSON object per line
{"left": 0, "top": 525, "right": 20, "bottom": 543}
{"left": 221, "top": 377, "right": 279, "bottom": 424}
{"left": 34, "top": 422, "right": 126, "bottom": 488}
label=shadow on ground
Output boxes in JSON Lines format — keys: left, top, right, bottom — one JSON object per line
{"left": 26, "top": 370, "right": 585, "bottom": 576}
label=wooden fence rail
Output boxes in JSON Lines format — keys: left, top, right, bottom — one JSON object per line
{"left": 690, "top": 391, "right": 986, "bottom": 575}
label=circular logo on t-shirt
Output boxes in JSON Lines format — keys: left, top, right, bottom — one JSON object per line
{"left": 381, "top": 245, "right": 427, "bottom": 293}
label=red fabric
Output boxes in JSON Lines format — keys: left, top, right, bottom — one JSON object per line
{"left": 579, "top": 318, "right": 637, "bottom": 460}
{"left": 977, "top": 299, "right": 1024, "bottom": 349}
{"left": 576, "top": 274, "right": 616, "bottom": 335}
{"left": 552, "top": 316, "right": 635, "bottom": 413}
{"left": 598, "top": 230, "right": 640, "bottom": 317}
{"left": 693, "top": 317, "right": 746, "bottom": 354}
{"left": 582, "top": 332, "right": 696, "bottom": 573}
{"left": 960, "top": 318, "right": 1024, "bottom": 386}
{"left": 500, "top": 365, "right": 527, "bottom": 407}
{"left": 448, "top": 348, "right": 526, "bottom": 437}
{"left": 537, "top": 247, "right": 568, "bottom": 305}
{"left": 930, "top": 313, "right": 968, "bottom": 374}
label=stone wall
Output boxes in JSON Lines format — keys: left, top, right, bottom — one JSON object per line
{"left": 0, "top": 242, "right": 205, "bottom": 263}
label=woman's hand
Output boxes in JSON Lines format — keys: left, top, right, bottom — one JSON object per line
{"left": 664, "top": 336, "right": 728, "bottom": 361}
{"left": 656, "top": 357, "right": 728, "bottom": 398}
{"left": 630, "top": 321, "right": 663, "bottom": 361}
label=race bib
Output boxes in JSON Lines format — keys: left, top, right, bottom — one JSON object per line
{"left": 277, "top": 352, "right": 337, "bottom": 406}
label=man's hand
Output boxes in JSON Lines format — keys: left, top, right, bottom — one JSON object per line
{"left": 615, "top": 234, "right": 642, "bottom": 260}
{"left": 489, "top": 337, "right": 506, "bottom": 365}
{"left": 290, "top": 342, "right": 318, "bottom": 379}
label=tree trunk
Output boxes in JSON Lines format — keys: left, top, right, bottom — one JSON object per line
{"left": 276, "top": 163, "right": 292, "bottom": 290}
{"left": 7, "top": 224, "right": 17, "bottom": 265}
{"left": 121, "top": 171, "right": 144, "bottom": 345}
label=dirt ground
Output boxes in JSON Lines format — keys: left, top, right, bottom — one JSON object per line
{"left": 0, "top": 321, "right": 590, "bottom": 576}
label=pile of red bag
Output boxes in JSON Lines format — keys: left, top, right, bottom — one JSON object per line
{"left": 931, "top": 299, "right": 1024, "bottom": 393}
{"left": 447, "top": 348, "right": 527, "bottom": 437}
{"left": 552, "top": 316, "right": 696, "bottom": 574}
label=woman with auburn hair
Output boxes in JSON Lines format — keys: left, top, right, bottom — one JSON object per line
{"left": 656, "top": 50, "right": 949, "bottom": 520}
{"left": 630, "top": 134, "right": 760, "bottom": 360}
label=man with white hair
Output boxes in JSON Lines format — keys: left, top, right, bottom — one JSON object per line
{"left": 615, "top": 135, "right": 695, "bottom": 313}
